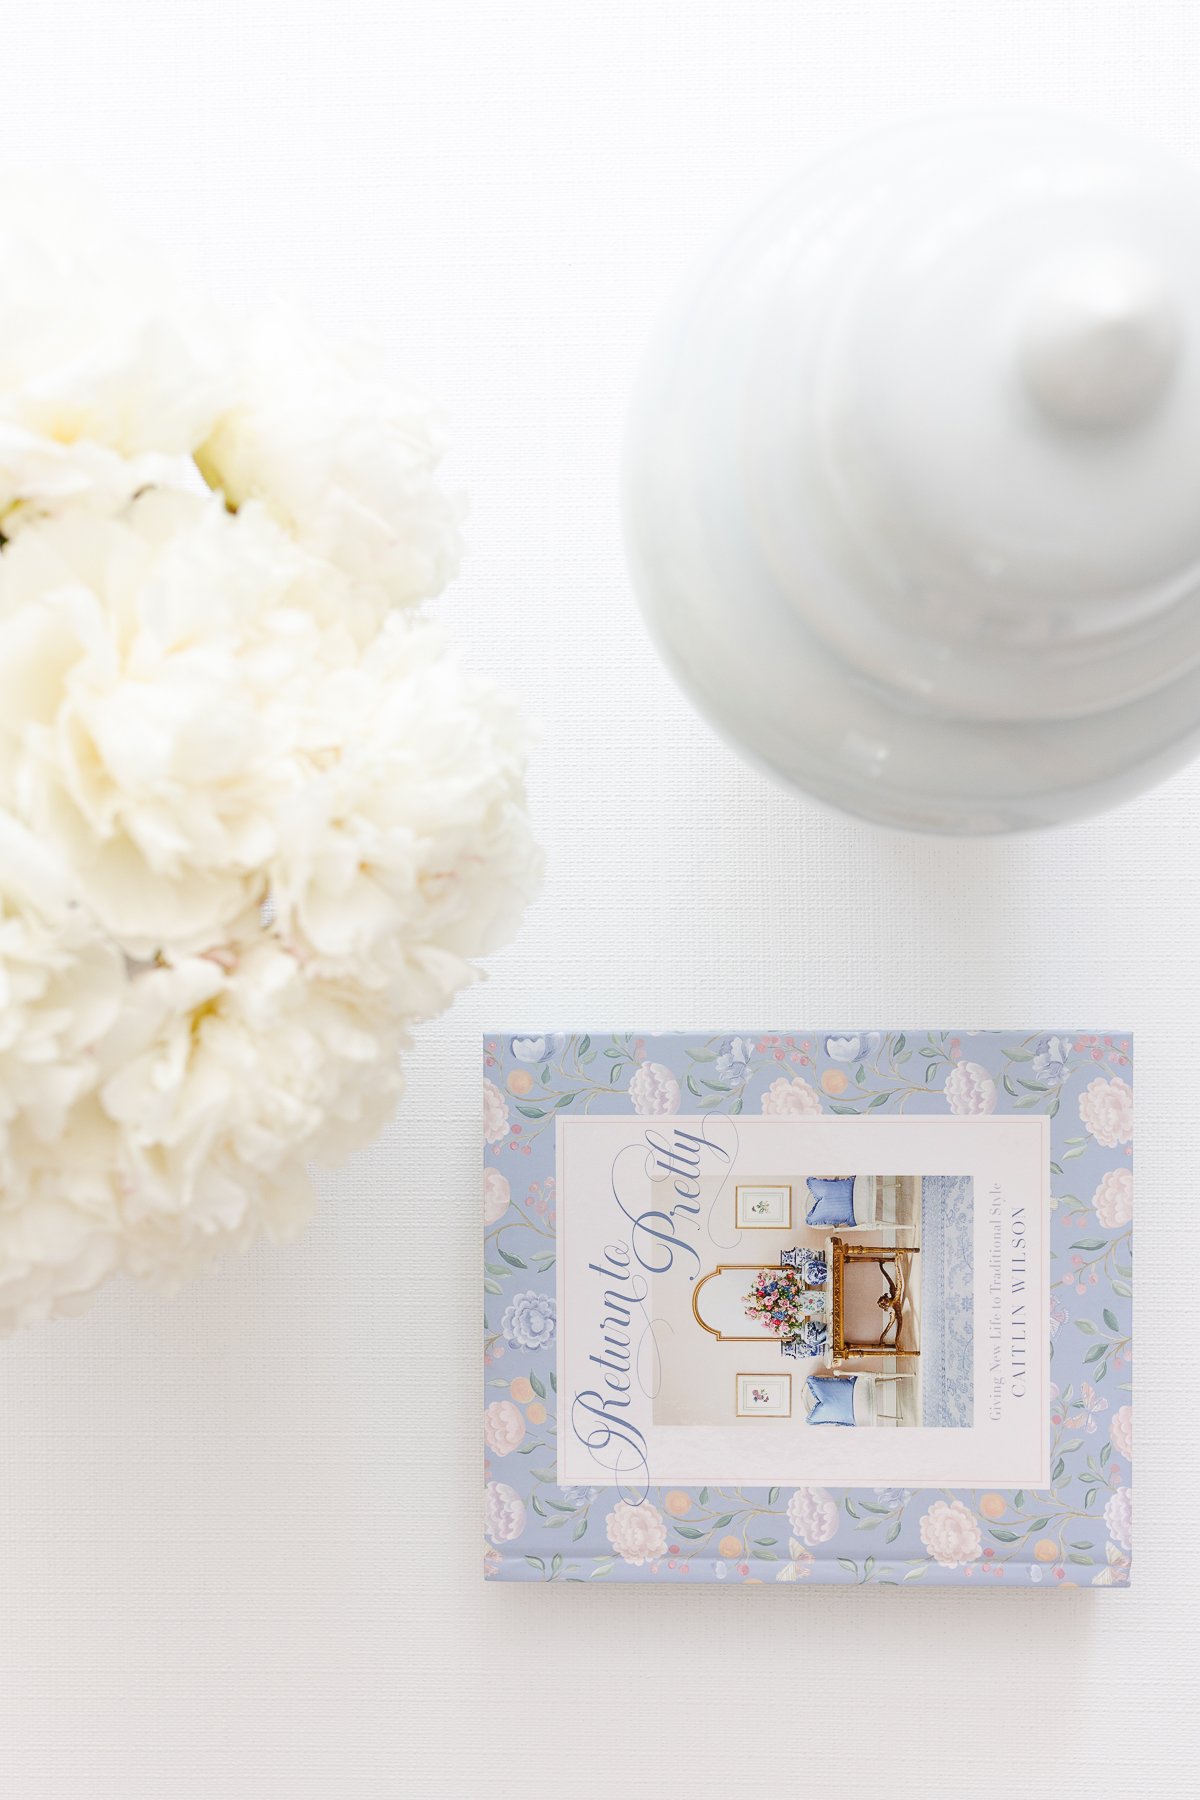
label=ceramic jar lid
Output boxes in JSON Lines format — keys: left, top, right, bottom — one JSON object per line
{"left": 624, "top": 113, "right": 1200, "bottom": 831}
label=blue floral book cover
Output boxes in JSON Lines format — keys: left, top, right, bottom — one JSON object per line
{"left": 482, "top": 1031, "right": 1133, "bottom": 1587}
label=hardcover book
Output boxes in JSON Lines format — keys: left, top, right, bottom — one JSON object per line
{"left": 482, "top": 1031, "right": 1133, "bottom": 1586}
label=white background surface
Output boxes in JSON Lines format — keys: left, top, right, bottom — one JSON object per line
{"left": 2, "top": 4, "right": 1194, "bottom": 1795}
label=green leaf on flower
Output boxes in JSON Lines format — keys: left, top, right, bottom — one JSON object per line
{"left": 1102, "top": 1308, "right": 1119, "bottom": 1333}
{"left": 751, "top": 1548, "right": 777, "bottom": 1561}
{"left": 498, "top": 1249, "right": 527, "bottom": 1269}
{"left": 525, "top": 1556, "right": 545, "bottom": 1572}
{"left": 1084, "top": 1344, "right": 1105, "bottom": 1362}
{"left": 713, "top": 1514, "right": 734, "bottom": 1530}
{"left": 868, "top": 1092, "right": 889, "bottom": 1108}
{"left": 837, "top": 1558, "right": 858, "bottom": 1574}
{"left": 1074, "top": 1319, "right": 1097, "bottom": 1333}
{"left": 515, "top": 1104, "right": 546, "bottom": 1118}
{"left": 484, "top": 1279, "right": 502, "bottom": 1296}
{"left": 989, "top": 1528, "right": 1019, "bottom": 1542}
{"left": 886, "top": 1520, "right": 901, "bottom": 1543}
{"left": 767, "top": 1486, "right": 779, "bottom": 1504}
{"left": 674, "top": 1526, "right": 704, "bottom": 1539}
{"left": 573, "top": 1517, "right": 587, "bottom": 1541}
{"left": 529, "top": 1372, "right": 546, "bottom": 1399}
{"left": 699, "top": 1487, "right": 710, "bottom": 1504}
{"left": 1071, "top": 1239, "right": 1105, "bottom": 1251}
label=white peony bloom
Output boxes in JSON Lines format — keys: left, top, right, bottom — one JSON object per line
{"left": 0, "top": 492, "right": 319, "bottom": 953}
{"left": 265, "top": 612, "right": 537, "bottom": 1007}
{"left": 196, "top": 311, "right": 461, "bottom": 615}
{"left": 0, "top": 177, "right": 226, "bottom": 527}
{"left": 0, "top": 188, "right": 540, "bottom": 1333}
{"left": 0, "top": 813, "right": 125, "bottom": 1148}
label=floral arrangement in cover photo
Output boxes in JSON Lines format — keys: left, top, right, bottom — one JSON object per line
{"left": 0, "top": 180, "right": 540, "bottom": 1333}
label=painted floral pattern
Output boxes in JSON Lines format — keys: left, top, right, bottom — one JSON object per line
{"left": 483, "top": 1030, "right": 1133, "bottom": 1585}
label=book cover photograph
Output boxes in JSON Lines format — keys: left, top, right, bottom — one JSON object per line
{"left": 482, "top": 1031, "right": 1133, "bottom": 1586}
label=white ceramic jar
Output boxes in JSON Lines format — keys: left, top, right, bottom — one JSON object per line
{"left": 624, "top": 114, "right": 1200, "bottom": 832}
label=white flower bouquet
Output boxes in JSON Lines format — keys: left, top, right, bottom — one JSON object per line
{"left": 0, "top": 182, "right": 540, "bottom": 1331}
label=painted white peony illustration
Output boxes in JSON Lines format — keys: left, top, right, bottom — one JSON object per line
{"left": 605, "top": 1500, "right": 669, "bottom": 1565}
{"left": 786, "top": 1486, "right": 839, "bottom": 1545}
{"left": 1110, "top": 1404, "right": 1133, "bottom": 1462}
{"left": 628, "top": 1061, "right": 681, "bottom": 1117}
{"left": 483, "top": 1166, "right": 511, "bottom": 1225}
{"left": 1104, "top": 1485, "right": 1133, "bottom": 1551}
{"left": 0, "top": 184, "right": 540, "bottom": 1334}
{"left": 760, "top": 1076, "right": 823, "bottom": 1118}
{"left": 484, "top": 1481, "right": 527, "bottom": 1544}
{"left": 918, "top": 1498, "right": 983, "bottom": 1568}
{"left": 1079, "top": 1076, "right": 1133, "bottom": 1148}
{"left": 1092, "top": 1167, "right": 1132, "bottom": 1229}
{"left": 943, "top": 1060, "right": 997, "bottom": 1116}
{"left": 483, "top": 1400, "right": 526, "bottom": 1456}
{"left": 482, "top": 1079, "right": 511, "bottom": 1147}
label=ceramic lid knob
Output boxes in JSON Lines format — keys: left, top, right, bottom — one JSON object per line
{"left": 1019, "top": 254, "right": 1181, "bottom": 430}
{"left": 624, "top": 114, "right": 1200, "bottom": 832}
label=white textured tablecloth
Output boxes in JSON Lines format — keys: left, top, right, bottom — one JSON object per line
{"left": 2, "top": 3, "right": 1194, "bottom": 1794}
